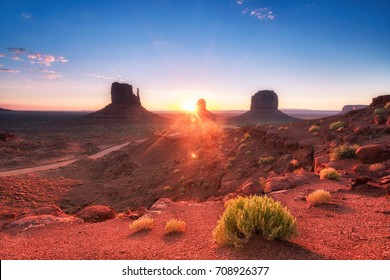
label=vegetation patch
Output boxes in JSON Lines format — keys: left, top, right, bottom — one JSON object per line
{"left": 319, "top": 167, "right": 340, "bottom": 180}
{"left": 258, "top": 156, "right": 275, "bottom": 165}
{"left": 129, "top": 217, "right": 154, "bottom": 233}
{"left": 329, "top": 121, "right": 345, "bottom": 131}
{"left": 306, "top": 189, "right": 332, "bottom": 205}
{"left": 164, "top": 219, "right": 186, "bottom": 234}
{"left": 385, "top": 102, "right": 390, "bottom": 110}
{"left": 330, "top": 144, "right": 359, "bottom": 160}
{"left": 374, "top": 108, "right": 386, "bottom": 115}
{"left": 308, "top": 125, "right": 320, "bottom": 133}
{"left": 212, "top": 195, "right": 297, "bottom": 247}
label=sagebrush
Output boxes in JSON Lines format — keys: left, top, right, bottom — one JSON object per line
{"left": 164, "top": 219, "right": 186, "bottom": 234}
{"left": 330, "top": 144, "right": 359, "bottom": 160}
{"left": 320, "top": 167, "right": 340, "bottom": 180}
{"left": 329, "top": 121, "right": 345, "bottom": 131}
{"left": 212, "top": 195, "right": 297, "bottom": 247}
{"left": 258, "top": 156, "right": 275, "bottom": 165}
{"left": 129, "top": 217, "right": 154, "bottom": 233}
{"left": 306, "top": 189, "right": 332, "bottom": 205}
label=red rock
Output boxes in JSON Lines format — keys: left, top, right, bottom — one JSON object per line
{"left": 356, "top": 144, "right": 390, "bottom": 164}
{"left": 238, "top": 178, "right": 264, "bottom": 195}
{"left": 76, "top": 205, "right": 116, "bottom": 223}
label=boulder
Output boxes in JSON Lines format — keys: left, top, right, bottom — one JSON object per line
{"left": 76, "top": 205, "right": 116, "bottom": 223}
{"left": 356, "top": 143, "right": 390, "bottom": 164}
{"left": 238, "top": 178, "right": 264, "bottom": 195}
{"left": 3, "top": 215, "right": 82, "bottom": 231}
{"left": 149, "top": 198, "right": 173, "bottom": 211}
{"left": 265, "top": 172, "right": 316, "bottom": 193}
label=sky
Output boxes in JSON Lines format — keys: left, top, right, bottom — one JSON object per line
{"left": 0, "top": 0, "right": 389, "bottom": 111}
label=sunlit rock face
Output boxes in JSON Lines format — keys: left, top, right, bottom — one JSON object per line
{"left": 250, "top": 90, "right": 278, "bottom": 110}
{"left": 111, "top": 82, "right": 141, "bottom": 106}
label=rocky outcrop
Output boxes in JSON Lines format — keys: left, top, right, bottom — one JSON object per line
{"left": 356, "top": 143, "right": 390, "bottom": 164}
{"left": 370, "top": 95, "right": 390, "bottom": 108}
{"left": 85, "top": 82, "right": 165, "bottom": 123}
{"left": 76, "top": 205, "right": 116, "bottom": 223}
{"left": 196, "top": 99, "right": 216, "bottom": 121}
{"left": 229, "top": 90, "right": 299, "bottom": 124}
{"left": 341, "top": 105, "right": 367, "bottom": 114}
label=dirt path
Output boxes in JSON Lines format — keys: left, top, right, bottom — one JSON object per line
{"left": 0, "top": 141, "right": 142, "bottom": 177}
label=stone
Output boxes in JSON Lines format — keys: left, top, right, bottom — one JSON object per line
{"left": 250, "top": 90, "right": 278, "bottom": 110}
{"left": 3, "top": 215, "right": 82, "bottom": 231}
{"left": 238, "top": 178, "right": 264, "bottom": 195}
{"left": 149, "top": 198, "right": 173, "bottom": 211}
{"left": 374, "top": 114, "right": 387, "bottom": 125}
{"left": 76, "top": 205, "right": 116, "bottom": 223}
{"left": 23, "top": 205, "right": 64, "bottom": 217}
{"left": 195, "top": 99, "right": 216, "bottom": 121}
{"left": 341, "top": 105, "right": 367, "bottom": 114}
{"left": 370, "top": 95, "right": 390, "bottom": 108}
{"left": 228, "top": 90, "right": 299, "bottom": 124}
{"left": 356, "top": 143, "right": 390, "bottom": 164}
{"left": 111, "top": 82, "right": 141, "bottom": 106}
{"left": 265, "top": 172, "right": 316, "bottom": 193}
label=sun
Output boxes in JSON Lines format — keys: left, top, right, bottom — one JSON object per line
{"left": 181, "top": 100, "right": 197, "bottom": 112}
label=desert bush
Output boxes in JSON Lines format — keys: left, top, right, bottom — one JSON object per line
{"left": 258, "top": 156, "right": 275, "bottom": 165}
{"left": 278, "top": 126, "right": 289, "bottom": 131}
{"left": 164, "top": 186, "right": 174, "bottom": 191}
{"left": 164, "top": 219, "right": 186, "bottom": 234}
{"left": 329, "top": 121, "right": 345, "bottom": 131}
{"left": 212, "top": 195, "right": 297, "bottom": 247}
{"left": 241, "top": 132, "right": 250, "bottom": 142}
{"left": 319, "top": 167, "right": 340, "bottom": 180}
{"left": 385, "top": 102, "right": 390, "bottom": 110}
{"left": 330, "top": 144, "right": 359, "bottom": 160}
{"left": 129, "top": 217, "right": 154, "bottom": 233}
{"left": 374, "top": 108, "right": 386, "bottom": 115}
{"left": 225, "top": 163, "right": 232, "bottom": 170}
{"left": 306, "top": 189, "right": 332, "bottom": 205}
{"left": 245, "top": 150, "right": 252, "bottom": 155}
{"left": 238, "top": 143, "right": 247, "bottom": 151}
{"left": 179, "top": 187, "right": 186, "bottom": 194}
{"left": 173, "top": 169, "right": 181, "bottom": 174}
{"left": 228, "top": 156, "right": 236, "bottom": 163}
{"left": 308, "top": 125, "right": 320, "bottom": 132}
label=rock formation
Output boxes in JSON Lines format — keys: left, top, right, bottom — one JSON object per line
{"left": 341, "top": 105, "right": 367, "bottom": 114}
{"left": 195, "top": 99, "right": 216, "bottom": 121}
{"left": 229, "top": 90, "right": 299, "bottom": 124}
{"left": 370, "top": 95, "right": 390, "bottom": 108}
{"left": 86, "top": 82, "right": 165, "bottom": 122}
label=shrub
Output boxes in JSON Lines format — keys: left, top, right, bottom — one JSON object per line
{"left": 241, "top": 132, "right": 250, "bottom": 142}
{"left": 228, "top": 156, "right": 236, "bottom": 163}
{"left": 163, "top": 186, "right": 174, "bottom": 191}
{"left": 238, "top": 143, "right": 247, "bottom": 151}
{"left": 258, "top": 156, "right": 275, "bottom": 165}
{"left": 385, "top": 102, "right": 390, "bottom": 110}
{"left": 225, "top": 163, "right": 232, "bottom": 170}
{"left": 212, "top": 195, "right": 297, "bottom": 247}
{"left": 164, "top": 219, "right": 186, "bottom": 234}
{"left": 308, "top": 125, "right": 320, "bottom": 133}
{"left": 179, "top": 187, "right": 186, "bottom": 194}
{"left": 319, "top": 167, "right": 340, "bottom": 180}
{"left": 374, "top": 108, "right": 386, "bottom": 115}
{"left": 329, "top": 121, "right": 345, "bottom": 131}
{"left": 330, "top": 144, "right": 359, "bottom": 160}
{"left": 306, "top": 189, "right": 332, "bottom": 205}
{"left": 278, "top": 126, "right": 289, "bottom": 131}
{"left": 245, "top": 150, "right": 252, "bottom": 155}
{"left": 129, "top": 217, "right": 154, "bottom": 233}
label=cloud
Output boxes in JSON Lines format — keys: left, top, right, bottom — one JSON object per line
{"left": 0, "top": 69, "right": 20, "bottom": 73}
{"left": 39, "top": 70, "right": 62, "bottom": 79}
{"left": 10, "top": 56, "right": 23, "bottom": 61}
{"left": 236, "top": 1, "right": 276, "bottom": 21}
{"left": 6, "top": 47, "right": 26, "bottom": 54}
{"left": 0, "top": 53, "right": 4, "bottom": 58}
{"left": 87, "top": 73, "right": 126, "bottom": 82}
{"left": 21, "top": 13, "right": 32, "bottom": 19}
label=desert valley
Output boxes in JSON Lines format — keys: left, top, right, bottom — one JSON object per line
{"left": 0, "top": 83, "right": 389, "bottom": 260}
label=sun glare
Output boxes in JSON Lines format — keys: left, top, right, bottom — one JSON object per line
{"left": 181, "top": 100, "right": 197, "bottom": 112}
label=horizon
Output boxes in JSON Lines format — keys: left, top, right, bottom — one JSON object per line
{"left": 1, "top": 0, "right": 389, "bottom": 111}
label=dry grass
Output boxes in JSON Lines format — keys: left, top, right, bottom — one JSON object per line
{"left": 164, "top": 219, "right": 186, "bottom": 234}
{"left": 306, "top": 189, "right": 332, "bottom": 205}
{"left": 320, "top": 167, "right": 340, "bottom": 180}
{"left": 308, "top": 125, "right": 320, "bottom": 133}
{"left": 129, "top": 217, "right": 154, "bottom": 233}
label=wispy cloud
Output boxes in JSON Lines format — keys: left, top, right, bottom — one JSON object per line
{"left": 0, "top": 53, "right": 5, "bottom": 58}
{"left": 10, "top": 56, "right": 23, "bottom": 61}
{"left": 4, "top": 47, "right": 68, "bottom": 67}
{"left": 87, "top": 73, "right": 126, "bottom": 82}
{"left": 21, "top": 13, "right": 32, "bottom": 19}
{"left": 6, "top": 47, "right": 26, "bottom": 54}
{"left": 236, "top": 1, "right": 276, "bottom": 21}
{"left": 0, "top": 68, "right": 20, "bottom": 73}
{"left": 40, "top": 72, "right": 62, "bottom": 79}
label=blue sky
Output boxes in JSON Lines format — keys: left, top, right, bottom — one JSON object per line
{"left": 0, "top": 0, "right": 389, "bottom": 110}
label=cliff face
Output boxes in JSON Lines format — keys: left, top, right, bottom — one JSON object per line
{"left": 229, "top": 90, "right": 299, "bottom": 124}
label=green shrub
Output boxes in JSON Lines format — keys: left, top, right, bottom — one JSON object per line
{"left": 212, "top": 195, "right": 297, "bottom": 247}
{"left": 258, "top": 156, "right": 275, "bottom": 165}
{"left": 308, "top": 125, "right": 320, "bottom": 133}
{"left": 329, "top": 121, "right": 345, "bottom": 131}
{"left": 319, "top": 167, "right": 340, "bottom": 180}
{"left": 330, "top": 144, "right": 359, "bottom": 160}
{"left": 306, "top": 189, "right": 332, "bottom": 205}
{"left": 374, "top": 108, "right": 386, "bottom": 115}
